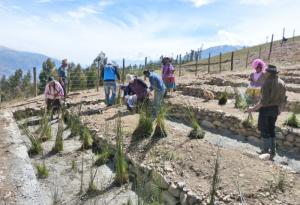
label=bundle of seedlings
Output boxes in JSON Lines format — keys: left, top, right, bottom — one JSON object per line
{"left": 242, "top": 112, "right": 256, "bottom": 129}
{"left": 19, "top": 122, "right": 43, "bottom": 156}
{"left": 234, "top": 88, "right": 248, "bottom": 110}
{"left": 36, "top": 162, "right": 49, "bottom": 179}
{"left": 218, "top": 90, "right": 228, "bottom": 105}
{"left": 115, "top": 114, "right": 129, "bottom": 185}
{"left": 51, "top": 114, "right": 64, "bottom": 153}
{"left": 39, "top": 112, "right": 52, "bottom": 142}
{"left": 81, "top": 127, "right": 93, "bottom": 149}
{"left": 134, "top": 105, "right": 153, "bottom": 138}
{"left": 284, "top": 112, "right": 300, "bottom": 128}
{"left": 153, "top": 105, "right": 167, "bottom": 138}
{"left": 188, "top": 111, "right": 205, "bottom": 139}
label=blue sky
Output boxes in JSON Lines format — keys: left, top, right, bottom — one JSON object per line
{"left": 0, "top": 0, "right": 299, "bottom": 65}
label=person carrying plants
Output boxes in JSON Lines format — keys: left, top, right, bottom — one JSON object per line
{"left": 123, "top": 74, "right": 148, "bottom": 111}
{"left": 143, "top": 70, "right": 166, "bottom": 114}
{"left": 161, "top": 57, "right": 176, "bottom": 96}
{"left": 44, "top": 76, "right": 64, "bottom": 112}
{"left": 247, "top": 65, "right": 287, "bottom": 160}
{"left": 246, "top": 59, "right": 267, "bottom": 104}
{"left": 101, "top": 61, "right": 120, "bottom": 106}
{"left": 58, "top": 59, "right": 68, "bottom": 98}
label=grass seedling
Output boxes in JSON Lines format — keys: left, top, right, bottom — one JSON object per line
{"left": 39, "top": 111, "right": 52, "bottom": 141}
{"left": 52, "top": 114, "right": 64, "bottom": 153}
{"left": 95, "top": 143, "right": 113, "bottom": 166}
{"left": 87, "top": 157, "right": 99, "bottom": 195}
{"left": 36, "top": 162, "right": 49, "bottom": 179}
{"left": 70, "top": 116, "right": 81, "bottom": 137}
{"left": 209, "top": 146, "right": 221, "bottom": 205}
{"left": 134, "top": 105, "right": 153, "bottom": 138}
{"left": 188, "top": 111, "right": 205, "bottom": 139}
{"left": 71, "top": 160, "right": 77, "bottom": 171}
{"left": 19, "top": 122, "right": 43, "bottom": 156}
{"left": 242, "top": 112, "right": 256, "bottom": 129}
{"left": 284, "top": 112, "right": 300, "bottom": 128}
{"left": 273, "top": 169, "right": 287, "bottom": 192}
{"left": 115, "top": 114, "right": 129, "bottom": 185}
{"left": 81, "top": 127, "right": 93, "bottom": 149}
{"left": 218, "top": 90, "right": 228, "bottom": 105}
{"left": 153, "top": 105, "right": 167, "bottom": 138}
{"left": 234, "top": 88, "right": 248, "bottom": 110}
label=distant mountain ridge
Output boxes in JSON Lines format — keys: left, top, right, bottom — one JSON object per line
{"left": 0, "top": 46, "right": 60, "bottom": 77}
{"left": 200, "top": 45, "right": 244, "bottom": 59}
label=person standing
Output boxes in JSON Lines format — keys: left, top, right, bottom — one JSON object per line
{"left": 161, "top": 57, "right": 176, "bottom": 95}
{"left": 44, "top": 76, "right": 64, "bottom": 112}
{"left": 101, "top": 61, "right": 120, "bottom": 106}
{"left": 248, "top": 65, "right": 287, "bottom": 160}
{"left": 143, "top": 70, "right": 166, "bottom": 114}
{"left": 58, "top": 59, "right": 68, "bottom": 98}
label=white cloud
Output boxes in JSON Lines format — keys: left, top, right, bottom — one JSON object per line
{"left": 67, "top": 6, "right": 98, "bottom": 19}
{"left": 239, "top": 0, "right": 276, "bottom": 5}
{"left": 187, "top": 0, "right": 214, "bottom": 7}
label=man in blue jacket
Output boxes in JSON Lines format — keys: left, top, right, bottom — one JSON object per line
{"left": 101, "top": 61, "right": 120, "bottom": 106}
{"left": 143, "top": 70, "right": 166, "bottom": 114}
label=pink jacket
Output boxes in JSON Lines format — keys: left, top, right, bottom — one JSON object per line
{"left": 44, "top": 80, "right": 64, "bottom": 100}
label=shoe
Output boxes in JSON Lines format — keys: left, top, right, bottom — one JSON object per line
{"left": 257, "top": 150, "right": 268, "bottom": 155}
{"left": 269, "top": 152, "right": 276, "bottom": 160}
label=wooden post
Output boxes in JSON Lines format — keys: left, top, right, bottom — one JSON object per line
{"left": 96, "top": 61, "right": 100, "bottom": 92}
{"left": 230, "top": 52, "right": 234, "bottom": 71}
{"left": 268, "top": 34, "right": 274, "bottom": 61}
{"left": 179, "top": 54, "right": 182, "bottom": 77}
{"left": 67, "top": 66, "right": 70, "bottom": 94}
{"left": 208, "top": 53, "right": 211, "bottom": 73}
{"left": 245, "top": 49, "right": 250, "bottom": 69}
{"left": 293, "top": 29, "right": 295, "bottom": 42}
{"left": 33, "top": 67, "right": 37, "bottom": 96}
{"left": 258, "top": 46, "right": 262, "bottom": 59}
{"left": 281, "top": 27, "right": 285, "bottom": 47}
{"left": 145, "top": 57, "right": 147, "bottom": 69}
{"left": 219, "top": 52, "right": 222, "bottom": 72}
{"left": 122, "top": 58, "right": 125, "bottom": 84}
{"left": 195, "top": 53, "right": 198, "bottom": 76}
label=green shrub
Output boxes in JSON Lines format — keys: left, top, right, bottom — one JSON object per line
{"left": 188, "top": 111, "right": 205, "bottom": 139}
{"left": 153, "top": 105, "right": 167, "bottom": 138}
{"left": 39, "top": 112, "right": 52, "bottom": 141}
{"left": 20, "top": 123, "right": 43, "bottom": 156}
{"left": 81, "top": 127, "right": 93, "bottom": 149}
{"left": 134, "top": 109, "right": 153, "bottom": 138}
{"left": 36, "top": 163, "right": 49, "bottom": 179}
{"left": 218, "top": 90, "right": 228, "bottom": 105}
{"left": 285, "top": 113, "right": 300, "bottom": 128}
{"left": 52, "top": 115, "right": 64, "bottom": 153}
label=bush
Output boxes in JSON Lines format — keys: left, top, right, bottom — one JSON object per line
{"left": 36, "top": 163, "right": 49, "bottom": 179}
{"left": 134, "top": 108, "right": 153, "bottom": 138}
{"left": 285, "top": 113, "right": 300, "bottom": 128}
{"left": 81, "top": 127, "right": 93, "bottom": 149}
{"left": 153, "top": 105, "right": 167, "bottom": 138}
{"left": 188, "top": 111, "right": 205, "bottom": 139}
{"left": 218, "top": 90, "right": 228, "bottom": 105}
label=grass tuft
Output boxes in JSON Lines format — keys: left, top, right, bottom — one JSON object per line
{"left": 234, "top": 88, "right": 248, "bottom": 110}
{"left": 242, "top": 113, "right": 256, "bottom": 129}
{"left": 134, "top": 105, "right": 153, "bottom": 138}
{"left": 284, "top": 113, "right": 300, "bottom": 128}
{"left": 81, "top": 127, "right": 93, "bottom": 149}
{"left": 36, "top": 163, "right": 49, "bottom": 179}
{"left": 19, "top": 122, "right": 43, "bottom": 156}
{"left": 39, "top": 111, "right": 52, "bottom": 141}
{"left": 218, "top": 90, "right": 228, "bottom": 105}
{"left": 209, "top": 146, "right": 221, "bottom": 205}
{"left": 188, "top": 111, "right": 205, "bottom": 139}
{"left": 153, "top": 105, "right": 167, "bottom": 138}
{"left": 52, "top": 114, "right": 64, "bottom": 153}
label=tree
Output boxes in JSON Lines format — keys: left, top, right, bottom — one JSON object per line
{"left": 70, "top": 64, "right": 86, "bottom": 91}
{"left": 86, "top": 64, "right": 97, "bottom": 89}
{"left": 39, "top": 58, "right": 56, "bottom": 93}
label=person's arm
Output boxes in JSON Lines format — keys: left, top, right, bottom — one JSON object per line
{"left": 149, "top": 77, "right": 154, "bottom": 91}
{"left": 114, "top": 67, "right": 121, "bottom": 81}
{"left": 248, "top": 82, "right": 270, "bottom": 112}
{"left": 101, "top": 67, "right": 104, "bottom": 80}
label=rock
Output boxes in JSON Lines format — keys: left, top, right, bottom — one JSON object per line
{"left": 151, "top": 171, "right": 170, "bottom": 189}
{"left": 187, "top": 191, "right": 201, "bottom": 204}
{"left": 247, "top": 136, "right": 261, "bottom": 144}
{"left": 164, "top": 161, "right": 174, "bottom": 172}
{"left": 180, "top": 192, "right": 188, "bottom": 205}
{"left": 259, "top": 153, "right": 270, "bottom": 161}
{"left": 295, "top": 137, "right": 300, "bottom": 143}
{"left": 281, "top": 128, "right": 290, "bottom": 136}
{"left": 162, "top": 191, "right": 179, "bottom": 205}
{"left": 201, "top": 120, "right": 215, "bottom": 129}
{"left": 213, "top": 121, "right": 222, "bottom": 127}
{"left": 177, "top": 181, "right": 186, "bottom": 189}
{"left": 286, "top": 134, "right": 295, "bottom": 142}
{"left": 283, "top": 141, "right": 293, "bottom": 147}
{"left": 276, "top": 132, "right": 285, "bottom": 140}
{"left": 168, "top": 183, "right": 181, "bottom": 197}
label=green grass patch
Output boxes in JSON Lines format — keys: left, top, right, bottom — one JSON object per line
{"left": 284, "top": 113, "right": 300, "bottom": 128}
{"left": 36, "top": 163, "right": 49, "bottom": 179}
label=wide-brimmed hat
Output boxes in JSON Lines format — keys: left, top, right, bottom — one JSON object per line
{"left": 266, "top": 64, "right": 279, "bottom": 74}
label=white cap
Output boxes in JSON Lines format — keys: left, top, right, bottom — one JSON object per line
{"left": 126, "top": 74, "right": 135, "bottom": 82}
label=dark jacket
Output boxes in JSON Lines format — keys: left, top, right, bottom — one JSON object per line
{"left": 128, "top": 78, "right": 148, "bottom": 100}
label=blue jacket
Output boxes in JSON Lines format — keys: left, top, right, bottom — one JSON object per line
{"left": 101, "top": 65, "right": 120, "bottom": 81}
{"left": 149, "top": 72, "right": 166, "bottom": 92}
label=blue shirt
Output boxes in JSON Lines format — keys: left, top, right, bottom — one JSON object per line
{"left": 149, "top": 72, "right": 166, "bottom": 92}
{"left": 58, "top": 66, "right": 67, "bottom": 80}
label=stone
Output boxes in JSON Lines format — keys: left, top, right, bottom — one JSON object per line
{"left": 283, "top": 141, "right": 293, "bottom": 147}
{"left": 276, "top": 132, "right": 285, "bottom": 140}
{"left": 247, "top": 136, "right": 261, "bottom": 144}
{"left": 162, "top": 191, "right": 179, "bottom": 205}
{"left": 151, "top": 171, "right": 170, "bottom": 189}
{"left": 281, "top": 128, "right": 290, "bottom": 136}
{"left": 168, "top": 183, "right": 181, "bottom": 197}
{"left": 295, "top": 137, "right": 300, "bottom": 143}
{"left": 286, "top": 134, "right": 295, "bottom": 142}
{"left": 259, "top": 153, "right": 270, "bottom": 161}
{"left": 177, "top": 181, "right": 186, "bottom": 189}
{"left": 180, "top": 192, "right": 188, "bottom": 205}
{"left": 187, "top": 191, "right": 201, "bottom": 204}
{"left": 213, "top": 121, "right": 222, "bottom": 127}
{"left": 201, "top": 120, "right": 215, "bottom": 129}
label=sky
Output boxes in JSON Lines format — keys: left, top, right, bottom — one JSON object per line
{"left": 0, "top": 0, "right": 299, "bottom": 66}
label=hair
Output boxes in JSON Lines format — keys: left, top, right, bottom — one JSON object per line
{"left": 143, "top": 70, "right": 150, "bottom": 76}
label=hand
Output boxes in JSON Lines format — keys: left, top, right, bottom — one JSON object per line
{"left": 247, "top": 107, "right": 255, "bottom": 113}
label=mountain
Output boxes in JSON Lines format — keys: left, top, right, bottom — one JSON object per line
{"left": 200, "top": 45, "right": 244, "bottom": 59}
{"left": 0, "top": 46, "right": 60, "bottom": 77}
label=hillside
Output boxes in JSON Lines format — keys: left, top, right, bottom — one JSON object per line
{"left": 0, "top": 46, "right": 60, "bottom": 76}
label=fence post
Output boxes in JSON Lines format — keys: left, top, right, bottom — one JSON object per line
{"left": 230, "top": 52, "right": 234, "bottom": 71}
{"left": 293, "top": 29, "right": 295, "bottom": 42}
{"left": 281, "top": 27, "right": 285, "bottom": 47}
{"left": 67, "top": 67, "right": 70, "bottom": 93}
{"left": 219, "top": 52, "right": 222, "bottom": 72}
{"left": 245, "top": 49, "right": 249, "bottom": 69}
{"left": 208, "top": 53, "right": 211, "bottom": 73}
{"left": 195, "top": 53, "right": 198, "bottom": 76}
{"left": 145, "top": 57, "right": 147, "bottom": 69}
{"left": 122, "top": 58, "right": 125, "bottom": 84}
{"left": 268, "top": 34, "right": 274, "bottom": 61}
{"left": 258, "top": 46, "right": 262, "bottom": 59}
{"left": 33, "top": 67, "right": 37, "bottom": 97}
{"left": 179, "top": 54, "right": 182, "bottom": 77}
